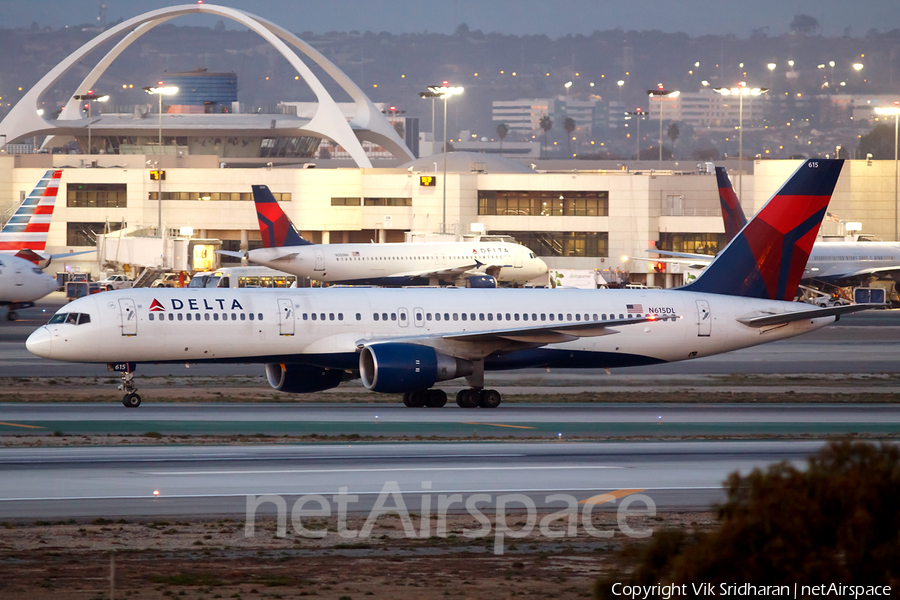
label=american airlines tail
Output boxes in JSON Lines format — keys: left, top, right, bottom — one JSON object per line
{"left": 0, "top": 170, "right": 63, "bottom": 259}
{"left": 715, "top": 166, "right": 748, "bottom": 242}
{"left": 251, "top": 185, "right": 312, "bottom": 248}
{"left": 686, "top": 159, "right": 844, "bottom": 300}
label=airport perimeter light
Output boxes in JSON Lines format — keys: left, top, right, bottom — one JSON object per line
{"left": 418, "top": 90, "right": 441, "bottom": 151}
{"left": 73, "top": 92, "right": 109, "bottom": 155}
{"left": 426, "top": 84, "right": 464, "bottom": 234}
{"left": 713, "top": 84, "right": 768, "bottom": 198}
{"left": 647, "top": 86, "right": 679, "bottom": 166}
{"left": 143, "top": 85, "right": 179, "bottom": 154}
{"left": 875, "top": 104, "right": 900, "bottom": 241}
{"left": 624, "top": 108, "right": 648, "bottom": 160}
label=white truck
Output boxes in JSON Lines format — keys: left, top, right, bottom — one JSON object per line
{"left": 97, "top": 274, "right": 134, "bottom": 291}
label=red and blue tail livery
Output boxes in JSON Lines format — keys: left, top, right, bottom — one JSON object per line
{"left": 0, "top": 170, "right": 62, "bottom": 254}
{"left": 251, "top": 185, "right": 311, "bottom": 248}
{"left": 715, "top": 166, "right": 747, "bottom": 243}
{"left": 686, "top": 159, "right": 844, "bottom": 300}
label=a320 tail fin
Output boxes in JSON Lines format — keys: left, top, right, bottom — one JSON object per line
{"left": 685, "top": 159, "right": 844, "bottom": 300}
{"left": 251, "top": 185, "right": 311, "bottom": 248}
{"left": 0, "top": 170, "right": 63, "bottom": 255}
{"left": 715, "top": 166, "right": 747, "bottom": 243}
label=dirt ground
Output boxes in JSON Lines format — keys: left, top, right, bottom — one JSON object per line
{"left": 0, "top": 511, "right": 716, "bottom": 599}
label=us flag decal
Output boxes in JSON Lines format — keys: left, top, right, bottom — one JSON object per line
{"left": 626, "top": 304, "right": 643, "bottom": 313}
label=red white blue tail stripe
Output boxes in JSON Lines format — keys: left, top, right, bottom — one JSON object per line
{"left": 0, "top": 170, "right": 62, "bottom": 254}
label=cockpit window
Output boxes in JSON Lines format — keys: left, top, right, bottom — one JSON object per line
{"left": 48, "top": 312, "right": 91, "bottom": 325}
{"left": 32, "top": 267, "right": 43, "bottom": 275}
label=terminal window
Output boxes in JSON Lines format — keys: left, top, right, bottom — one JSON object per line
{"left": 363, "top": 197, "right": 412, "bottom": 207}
{"left": 331, "top": 197, "right": 361, "bottom": 206}
{"left": 149, "top": 191, "right": 291, "bottom": 201}
{"left": 657, "top": 232, "right": 725, "bottom": 256}
{"left": 67, "top": 183, "right": 127, "bottom": 208}
{"left": 493, "top": 231, "right": 608, "bottom": 258}
{"left": 67, "top": 221, "right": 124, "bottom": 247}
{"left": 478, "top": 191, "right": 608, "bottom": 217}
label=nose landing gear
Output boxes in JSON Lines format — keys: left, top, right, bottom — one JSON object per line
{"left": 118, "top": 370, "right": 141, "bottom": 408}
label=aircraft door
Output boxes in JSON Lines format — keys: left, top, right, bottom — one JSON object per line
{"left": 413, "top": 307, "right": 425, "bottom": 328}
{"left": 696, "top": 300, "right": 711, "bottom": 337}
{"left": 398, "top": 307, "right": 409, "bottom": 328}
{"left": 314, "top": 248, "right": 325, "bottom": 271}
{"left": 513, "top": 251, "right": 523, "bottom": 268}
{"left": 118, "top": 298, "right": 137, "bottom": 336}
{"left": 278, "top": 298, "right": 295, "bottom": 336}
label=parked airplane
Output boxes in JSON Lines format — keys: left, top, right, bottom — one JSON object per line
{"left": 28, "top": 160, "right": 866, "bottom": 408}
{"left": 218, "top": 185, "right": 547, "bottom": 287}
{"left": 0, "top": 170, "right": 69, "bottom": 320}
{"left": 653, "top": 165, "right": 900, "bottom": 288}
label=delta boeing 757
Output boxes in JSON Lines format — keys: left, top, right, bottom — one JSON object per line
{"left": 27, "top": 160, "right": 867, "bottom": 408}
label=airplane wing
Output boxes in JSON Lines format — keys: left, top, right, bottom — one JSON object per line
{"left": 737, "top": 304, "right": 876, "bottom": 328}
{"left": 628, "top": 255, "right": 711, "bottom": 268}
{"left": 217, "top": 250, "right": 246, "bottom": 260}
{"left": 384, "top": 260, "right": 486, "bottom": 281}
{"left": 357, "top": 314, "right": 672, "bottom": 350}
{"left": 648, "top": 249, "right": 714, "bottom": 261}
{"left": 217, "top": 249, "right": 301, "bottom": 262}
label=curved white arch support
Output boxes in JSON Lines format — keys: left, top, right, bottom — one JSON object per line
{"left": 0, "top": 4, "right": 412, "bottom": 166}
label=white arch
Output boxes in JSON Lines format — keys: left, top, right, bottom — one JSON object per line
{"left": 0, "top": 4, "right": 414, "bottom": 166}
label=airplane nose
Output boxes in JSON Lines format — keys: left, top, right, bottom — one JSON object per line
{"left": 26, "top": 327, "right": 52, "bottom": 358}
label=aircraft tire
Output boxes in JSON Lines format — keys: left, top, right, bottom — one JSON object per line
{"left": 406, "top": 390, "right": 427, "bottom": 408}
{"left": 426, "top": 389, "right": 447, "bottom": 408}
{"left": 122, "top": 393, "right": 141, "bottom": 408}
{"left": 402, "top": 392, "right": 413, "bottom": 407}
{"left": 479, "top": 389, "right": 502, "bottom": 409}
{"left": 7, "top": 311, "right": 18, "bottom": 321}
{"left": 456, "top": 389, "right": 480, "bottom": 408}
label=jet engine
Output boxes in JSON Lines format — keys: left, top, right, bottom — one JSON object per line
{"left": 464, "top": 274, "right": 497, "bottom": 288}
{"left": 265, "top": 363, "right": 344, "bottom": 393}
{"left": 359, "top": 343, "right": 474, "bottom": 393}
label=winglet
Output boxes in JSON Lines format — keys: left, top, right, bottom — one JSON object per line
{"left": 684, "top": 159, "right": 844, "bottom": 300}
{"left": 251, "top": 185, "right": 311, "bottom": 248}
{"left": 0, "top": 169, "right": 63, "bottom": 254}
{"left": 715, "top": 166, "right": 748, "bottom": 242}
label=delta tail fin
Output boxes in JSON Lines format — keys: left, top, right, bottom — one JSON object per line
{"left": 0, "top": 170, "right": 63, "bottom": 255}
{"left": 251, "top": 185, "right": 311, "bottom": 248}
{"left": 684, "top": 159, "right": 844, "bottom": 300}
{"left": 716, "top": 166, "right": 747, "bottom": 243}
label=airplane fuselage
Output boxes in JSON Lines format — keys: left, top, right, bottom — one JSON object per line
{"left": 27, "top": 287, "right": 835, "bottom": 373}
{"left": 805, "top": 241, "right": 900, "bottom": 282}
{"left": 0, "top": 253, "right": 57, "bottom": 305}
{"left": 245, "top": 241, "right": 547, "bottom": 285}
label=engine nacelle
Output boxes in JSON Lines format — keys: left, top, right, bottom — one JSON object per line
{"left": 359, "top": 343, "right": 474, "bottom": 393}
{"left": 465, "top": 274, "right": 497, "bottom": 288}
{"left": 265, "top": 363, "right": 344, "bottom": 393}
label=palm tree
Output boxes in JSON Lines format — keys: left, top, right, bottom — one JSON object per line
{"left": 539, "top": 115, "right": 552, "bottom": 157}
{"left": 496, "top": 122, "right": 509, "bottom": 152}
{"left": 563, "top": 117, "right": 576, "bottom": 156}
{"left": 666, "top": 123, "right": 680, "bottom": 159}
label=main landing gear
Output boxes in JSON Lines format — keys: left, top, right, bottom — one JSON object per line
{"left": 401, "top": 359, "right": 502, "bottom": 408}
{"left": 119, "top": 370, "right": 141, "bottom": 408}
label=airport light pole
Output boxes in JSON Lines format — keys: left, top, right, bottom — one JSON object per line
{"left": 713, "top": 83, "right": 768, "bottom": 199}
{"left": 143, "top": 85, "right": 178, "bottom": 238}
{"left": 427, "top": 84, "right": 464, "bottom": 234}
{"left": 418, "top": 90, "right": 440, "bottom": 154}
{"left": 647, "top": 86, "right": 679, "bottom": 167}
{"left": 624, "top": 108, "right": 647, "bottom": 160}
{"left": 875, "top": 104, "right": 900, "bottom": 241}
{"left": 73, "top": 92, "right": 109, "bottom": 155}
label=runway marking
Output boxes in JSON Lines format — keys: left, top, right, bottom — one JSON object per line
{"left": 459, "top": 422, "right": 536, "bottom": 429}
{"left": 145, "top": 465, "right": 624, "bottom": 476}
{"left": 0, "top": 422, "right": 44, "bottom": 430}
{"left": 579, "top": 489, "right": 647, "bottom": 506}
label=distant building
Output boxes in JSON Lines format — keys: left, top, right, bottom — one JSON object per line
{"left": 161, "top": 69, "right": 237, "bottom": 114}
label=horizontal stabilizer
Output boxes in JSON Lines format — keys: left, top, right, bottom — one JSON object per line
{"left": 738, "top": 304, "right": 876, "bottom": 328}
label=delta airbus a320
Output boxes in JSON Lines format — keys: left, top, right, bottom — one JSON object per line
{"left": 27, "top": 160, "right": 867, "bottom": 408}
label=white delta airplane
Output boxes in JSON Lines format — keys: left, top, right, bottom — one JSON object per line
{"left": 0, "top": 170, "right": 65, "bottom": 320}
{"left": 217, "top": 185, "right": 548, "bottom": 287}
{"left": 651, "top": 166, "right": 900, "bottom": 287}
{"left": 28, "top": 159, "right": 868, "bottom": 409}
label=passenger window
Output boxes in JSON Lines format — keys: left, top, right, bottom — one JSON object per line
{"left": 186, "top": 314, "right": 192, "bottom": 321}
{"left": 575, "top": 314, "right": 581, "bottom": 321}
{"left": 453, "top": 313, "right": 458, "bottom": 321}
{"left": 329, "top": 313, "right": 335, "bottom": 321}
{"left": 78, "top": 314, "right": 91, "bottom": 325}
{"left": 383, "top": 313, "right": 388, "bottom": 321}
{"left": 479, "top": 313, "right": 485, "bottom": 321}
{"left": 391, "top": 313, "right": 397, "bottom": 321}
{"left": 593, "top": 314, "right": 598, "bottom": 321}
{"left": 435, "top": 313, "right": 441, "bottom": 321}
{"left": 205, "top": 313, "right": 210, "bottom": 321}
{"left": 168, "top": 314, "right": 174, "bottom": 321}
{"left": 541, "top": 314, "right": 546, "bottom": 321}
{"left": 249, "top": 313, "right": 254, "bottom": 321}
{"left": 506, "top": 313, "right": 511, "bottom": 320}
{"left": 416, "top": 313, "right": 422, "bottom": 321}
{"left": 619, "top": 314, "right": 624, "bottom": 319}
{"left": 400, "top": 313, "right": 407, "bottom": 321}
{"left": 303, "top": 313, "right": 308, "bottom": 320}
{"left": 213, "top": 314, "right": 219, "bottom": 321}
{"left": 241, "top": 313, "right": 246, "bottom": 321}
{"left": 487, "top": 314, "right": 493, "bottom": 321}
{"left": 232, "top": 313, "right": 237, "bottom": 320}
{"left": 532, "top": 313, "right": 537, "bottom": 321}
{"left": 444, "top": 313, "right": 449, "bottom": 321}
{"left": 566, "top": 314, "right": 571, "bottom": 321}
{"left": 426, "top": 313, "right": 432, "bottom": 321}
{"left": 559, "top": 314, "right": 564, "bottom": 321}
{"left": 313, "top": 313, "right": 318, "bottom": 321}
{"left": 258, "top": 313, "right": 263, "bottom": 320}
{"left": 549, "top": 314, "right": 555, "bottom": 321}
{"left": 338, "top": 313, "right": 343, "bottom": 320}
{"left": 149, "top": 313, "right": 154, "bottom": 321}
{"left": 195, "top": 313, "right": 200, "bottom": 321}
{"left": 373, "top": 313, "right": 379, "bottom": 321}
{"left": 602, "top": 314, "right": 607, "bottom": 320}
{"left": 356, "top": 313, "right": 361, "bottom": 321}
{"left": 461, "top": 313, "right": 467, "bottom": 321}
{"left": 627, "top": 314, "right": 632, "bottom": 319}
{"left": 514, "top": 314, "right": 520, "bottom": 321}
{"left": 320, "top": 313, "right": 325, "bottom": 321}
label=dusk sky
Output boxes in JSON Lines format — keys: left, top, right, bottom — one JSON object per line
{"left": 2, "top": 0, "right": 899, "bottom": 38}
